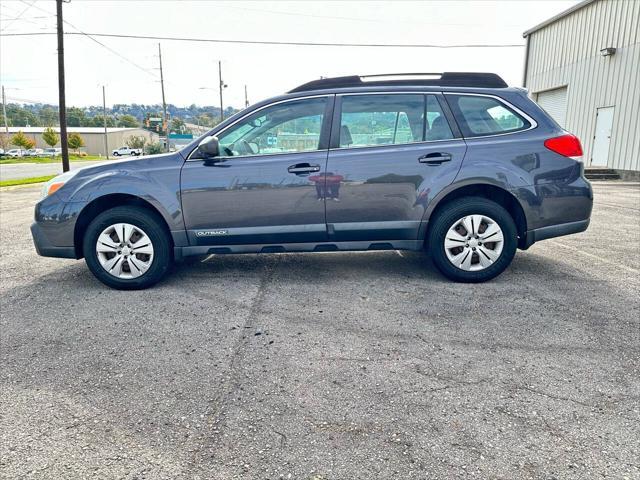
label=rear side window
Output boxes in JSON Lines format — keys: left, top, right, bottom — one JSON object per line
{"left": 447, "top": 94, "right": 530, "bottom": 137}
{"left": 339, "top": 94, "right": 453, "bottom": 148}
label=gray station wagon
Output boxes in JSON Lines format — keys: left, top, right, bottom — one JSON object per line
{"left": 31, "top": 73, "right": 593, "bottom": 289}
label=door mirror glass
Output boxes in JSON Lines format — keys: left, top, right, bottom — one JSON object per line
{"left": 197, "top": 136, "right": 220, "bottom": 158}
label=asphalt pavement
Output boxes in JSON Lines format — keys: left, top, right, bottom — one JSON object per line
{"left": 0, "top": 182, "right": 638, "bottom": 479}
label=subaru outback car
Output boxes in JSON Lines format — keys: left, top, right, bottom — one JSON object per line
{"left": 31, "top": 72, "right": 593, "bottom": 289}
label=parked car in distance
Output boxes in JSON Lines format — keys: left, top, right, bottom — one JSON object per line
{"left": 26, "top": 148, "right": 44, "bottom": 156}
{"left": 112, "top": 146, "right": 142, "bottom": 156}
{"left": 5, "top": 149, "right": 25, "bottom": 158}
{"left": 32, "top": 72, "right": 593, "bottom": 289}
{"left": 42, "top": 148, "right": 62, "bottom": 157}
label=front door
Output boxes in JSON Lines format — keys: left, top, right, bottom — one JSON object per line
{"left": 325, "top": 93, "right": 467, "bottom": 241}
{"left": 591, "top": 106, "right": 614, "bottom": 167}
{"left": 181, "top": 96, "right": 333, "bottom": 245}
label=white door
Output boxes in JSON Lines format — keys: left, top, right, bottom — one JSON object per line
{"left": 536, "top": 87, "right": 568, "bottom": 127}
{"left": 591, "top": 106, "right": 614, "bottom": 167}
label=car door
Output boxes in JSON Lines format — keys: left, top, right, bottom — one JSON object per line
{"left": 325, "top": 93, "right": 467, "bottom": 242}
{"left": 181, "top": 95, "right": 334, "bottom": 246}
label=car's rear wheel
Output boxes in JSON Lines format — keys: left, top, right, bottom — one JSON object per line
{"left": 427, "top": 197, "right": 517, "bottom": 282}
{"left": 83, "top": 206, "right": 172, "bottom": 289}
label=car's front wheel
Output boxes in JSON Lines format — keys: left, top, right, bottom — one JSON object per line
{"left": 427, "top": 197, "right": 517, "bottom": 283}
{"left": 83, "top": 206, "right": 172, "bottom": 289}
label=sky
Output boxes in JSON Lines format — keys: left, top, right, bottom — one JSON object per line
{"left": 0, "top": 0, "right": 580, "bottom": 109}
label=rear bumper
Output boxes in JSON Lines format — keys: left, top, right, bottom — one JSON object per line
{"left": 31, "top": 222, "right": 77, "bottom": 259}
{"left": 521, "top": 218, "right": 590, "bottom": 249}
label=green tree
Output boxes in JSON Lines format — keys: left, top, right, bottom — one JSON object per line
{"left": 67, "top": 132, "right": 85, "bottom": 153}
{"left": 5, "top": 105, "right": 39, "bottom": 127}
{"left": 146, "top": 142, "right": 164, "bottom": 154}
{"left": 91, "top": 115, "right": 115, "bottom": 128}
{"left": 66, "top": 107, "right": 86, "bottom": 127}
{"left": 11, "top": 131, "right": 33, "bottom": 149}
{"left": 125, "top": 135, "right": 146, "bottom": 151}
{"left": 42, "top": 127, "right": 59, "bottom": 147}
{"left": 118, "top": 114, "right": 139, "bottom": 128}
{"left": 170, "top": 117, "right": 185, "bottom": 133}
{"left": 39, "top": 107, "right": 58, "bottom": 127}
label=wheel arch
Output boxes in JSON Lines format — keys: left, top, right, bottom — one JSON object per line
{"left": 73, "top": 193, "right": 173, "bottom": 259}
{"left": 423, "top": 183, "right": 528, "bottom": 249}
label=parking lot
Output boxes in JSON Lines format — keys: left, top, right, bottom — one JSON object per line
{"left": 0, "top": 182, "right": 638, "bottom": 479}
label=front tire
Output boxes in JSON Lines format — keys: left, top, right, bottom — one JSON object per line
{"left": 83, "top": 206, "right": 172, "bottom": 289}
{"left": 427, "top": 197, "right": 517, "bottom": 283}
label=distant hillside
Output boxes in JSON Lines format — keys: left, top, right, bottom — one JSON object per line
{"left": 0, "top": 102, "right": 239, "bottom": 129}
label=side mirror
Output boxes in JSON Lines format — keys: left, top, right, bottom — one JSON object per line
{"left": 197, "top": 136, "right": 220, "bottom": 159}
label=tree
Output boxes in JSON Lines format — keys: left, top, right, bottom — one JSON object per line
{"left": 66, "top": 107, "right": 86, "bottom": 127}
{"left": 11, "top": 131, "right": 33, "bottom": 149}
{"left": 146, "top": 142, "right": 164, "bottom": 154}
{"left": 118, "top": 114, "right": 139, "bottom": 128}
{"left": 42, "top": 127, "right": 59, "bottom": 147}
{"left": 125, "top": 135, "right": 146, "bottom": 151}
{"left": 5, "top": 104, "right": 39, "bottom": 127}
{"left": 67, "top": 132, "right": 85, "bottom": 153}
{"left": 91, "top": 115, "right": 115, "bottom": 128}
{"left": 39, "top": 107, "right": 58, "bottom": 127}
{"left": 170, "top": 117, "right": 185, "bottom": 133}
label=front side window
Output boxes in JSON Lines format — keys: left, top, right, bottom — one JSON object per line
{"left": 216, "top": 97, "right": 327, "bottom": 157}
{"left": 448, "top": 94, "right": 530, "bottom": 137}
{"left": 339, "top": 94, "right": 453, "bottom": 148}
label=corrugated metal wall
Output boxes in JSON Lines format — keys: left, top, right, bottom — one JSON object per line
{"left": 525, "top": 0, "right": 639, "bottom": 172}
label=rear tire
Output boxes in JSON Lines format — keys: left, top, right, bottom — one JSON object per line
{"left": 83, "top": 206, "right": 172, "bottom": 289}
{"left": 427, "top": 197, "right": 517, "bottom": 283}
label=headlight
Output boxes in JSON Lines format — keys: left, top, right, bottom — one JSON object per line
{"left": 41, "top": 170, "right": 79, "bottom": 198}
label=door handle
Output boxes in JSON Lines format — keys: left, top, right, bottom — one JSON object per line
{"left": 288, "top": 163, "right": 321, "bottom": 174}
{"left": 418, "top": 152, "right": 452, "bottom": 165}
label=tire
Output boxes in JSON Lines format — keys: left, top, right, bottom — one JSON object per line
{"left": 83, "top": 206, "right": 172, "bottom": 289}
{"left": 427, "top": 197, "right": 517, "bottom": 283}
{"left": 113, "top": 152, "right": 120, "bottom": 156}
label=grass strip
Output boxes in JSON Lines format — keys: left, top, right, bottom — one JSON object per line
{"left": 0, "top": 175, "right": 56, "bottom": 187}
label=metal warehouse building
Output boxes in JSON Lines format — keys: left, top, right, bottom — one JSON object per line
{"left": 1, "top": 127, "right": 159, "bottom": 156}
{"left": 523, "top": 0, "right": 639, "bottom": 178}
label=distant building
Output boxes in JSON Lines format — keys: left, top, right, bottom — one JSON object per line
{"left": 523, "top": 0, "right": 639, "bottom": 178}
{"left": 0, "top": 127, "right": 159, "bottom": 155}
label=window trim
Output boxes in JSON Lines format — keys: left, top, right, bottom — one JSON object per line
{"left": 187, "top": 94, "right": 334, "bottom": 161}
{"left": 443, "top": 92, "right": 538, "bottom": 139}
{"left": 329, "top": 92, "right": 460, "bottom": 151}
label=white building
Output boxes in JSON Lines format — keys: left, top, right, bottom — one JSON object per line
{"left": 1, "top": 127, "right": 159, "bottom": 156}
{"left": 523, "top": 0, "right": 639, "bottom": 178}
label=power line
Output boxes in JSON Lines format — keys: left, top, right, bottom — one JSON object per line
{"left": 16, "top": 1, "right": 159, "bottom": 79}
{"left": 0, "top": 31, "right": 526, "bottom": 48}
{"left": 0, "top": 0, "right": 36, "bottom": 32}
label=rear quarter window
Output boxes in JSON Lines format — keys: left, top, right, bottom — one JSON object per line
{"left": 448, "top": 94, "right": 531, "bottom": 137}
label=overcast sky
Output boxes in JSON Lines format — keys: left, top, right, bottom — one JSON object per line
{"left": 1, "top": 0, "right": 579, "bottom": 109}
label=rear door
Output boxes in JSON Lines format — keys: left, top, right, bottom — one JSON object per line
{"left": 324, "top": 93, "right": 467, "bottom": 241}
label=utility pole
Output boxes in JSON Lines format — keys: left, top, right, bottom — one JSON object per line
{"left": 218, "top": 61, "right": 224, "bottom": 122}
{"left": 2, "top": 86, "right": 9, "bottom": 136}
{"left": 56, "top": 0, "right": 70, "bottom": 172}
{"left": 102, "top": 86, "right": 109, "bottom": 159}
{"left": 244, "top": 84, "right": 249, "bottom": 108}
{"left": 158, "top": 43, "right": 168, "bottom": 151}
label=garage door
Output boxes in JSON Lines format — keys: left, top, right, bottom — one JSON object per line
{"left": 536, "top": 87, "right": 568, "bottom": 128}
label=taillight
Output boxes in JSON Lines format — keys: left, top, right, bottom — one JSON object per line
{"left": 544, "top": 134, "right": 583, "bottom": 160}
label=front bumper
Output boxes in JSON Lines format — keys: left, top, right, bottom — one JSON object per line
{"left": 31, "top": 222, "right": 77, "bottom": 259}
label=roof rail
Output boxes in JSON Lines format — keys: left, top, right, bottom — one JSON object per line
{"left": 288, "top": 72, "right": 508, "bottom": 93}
